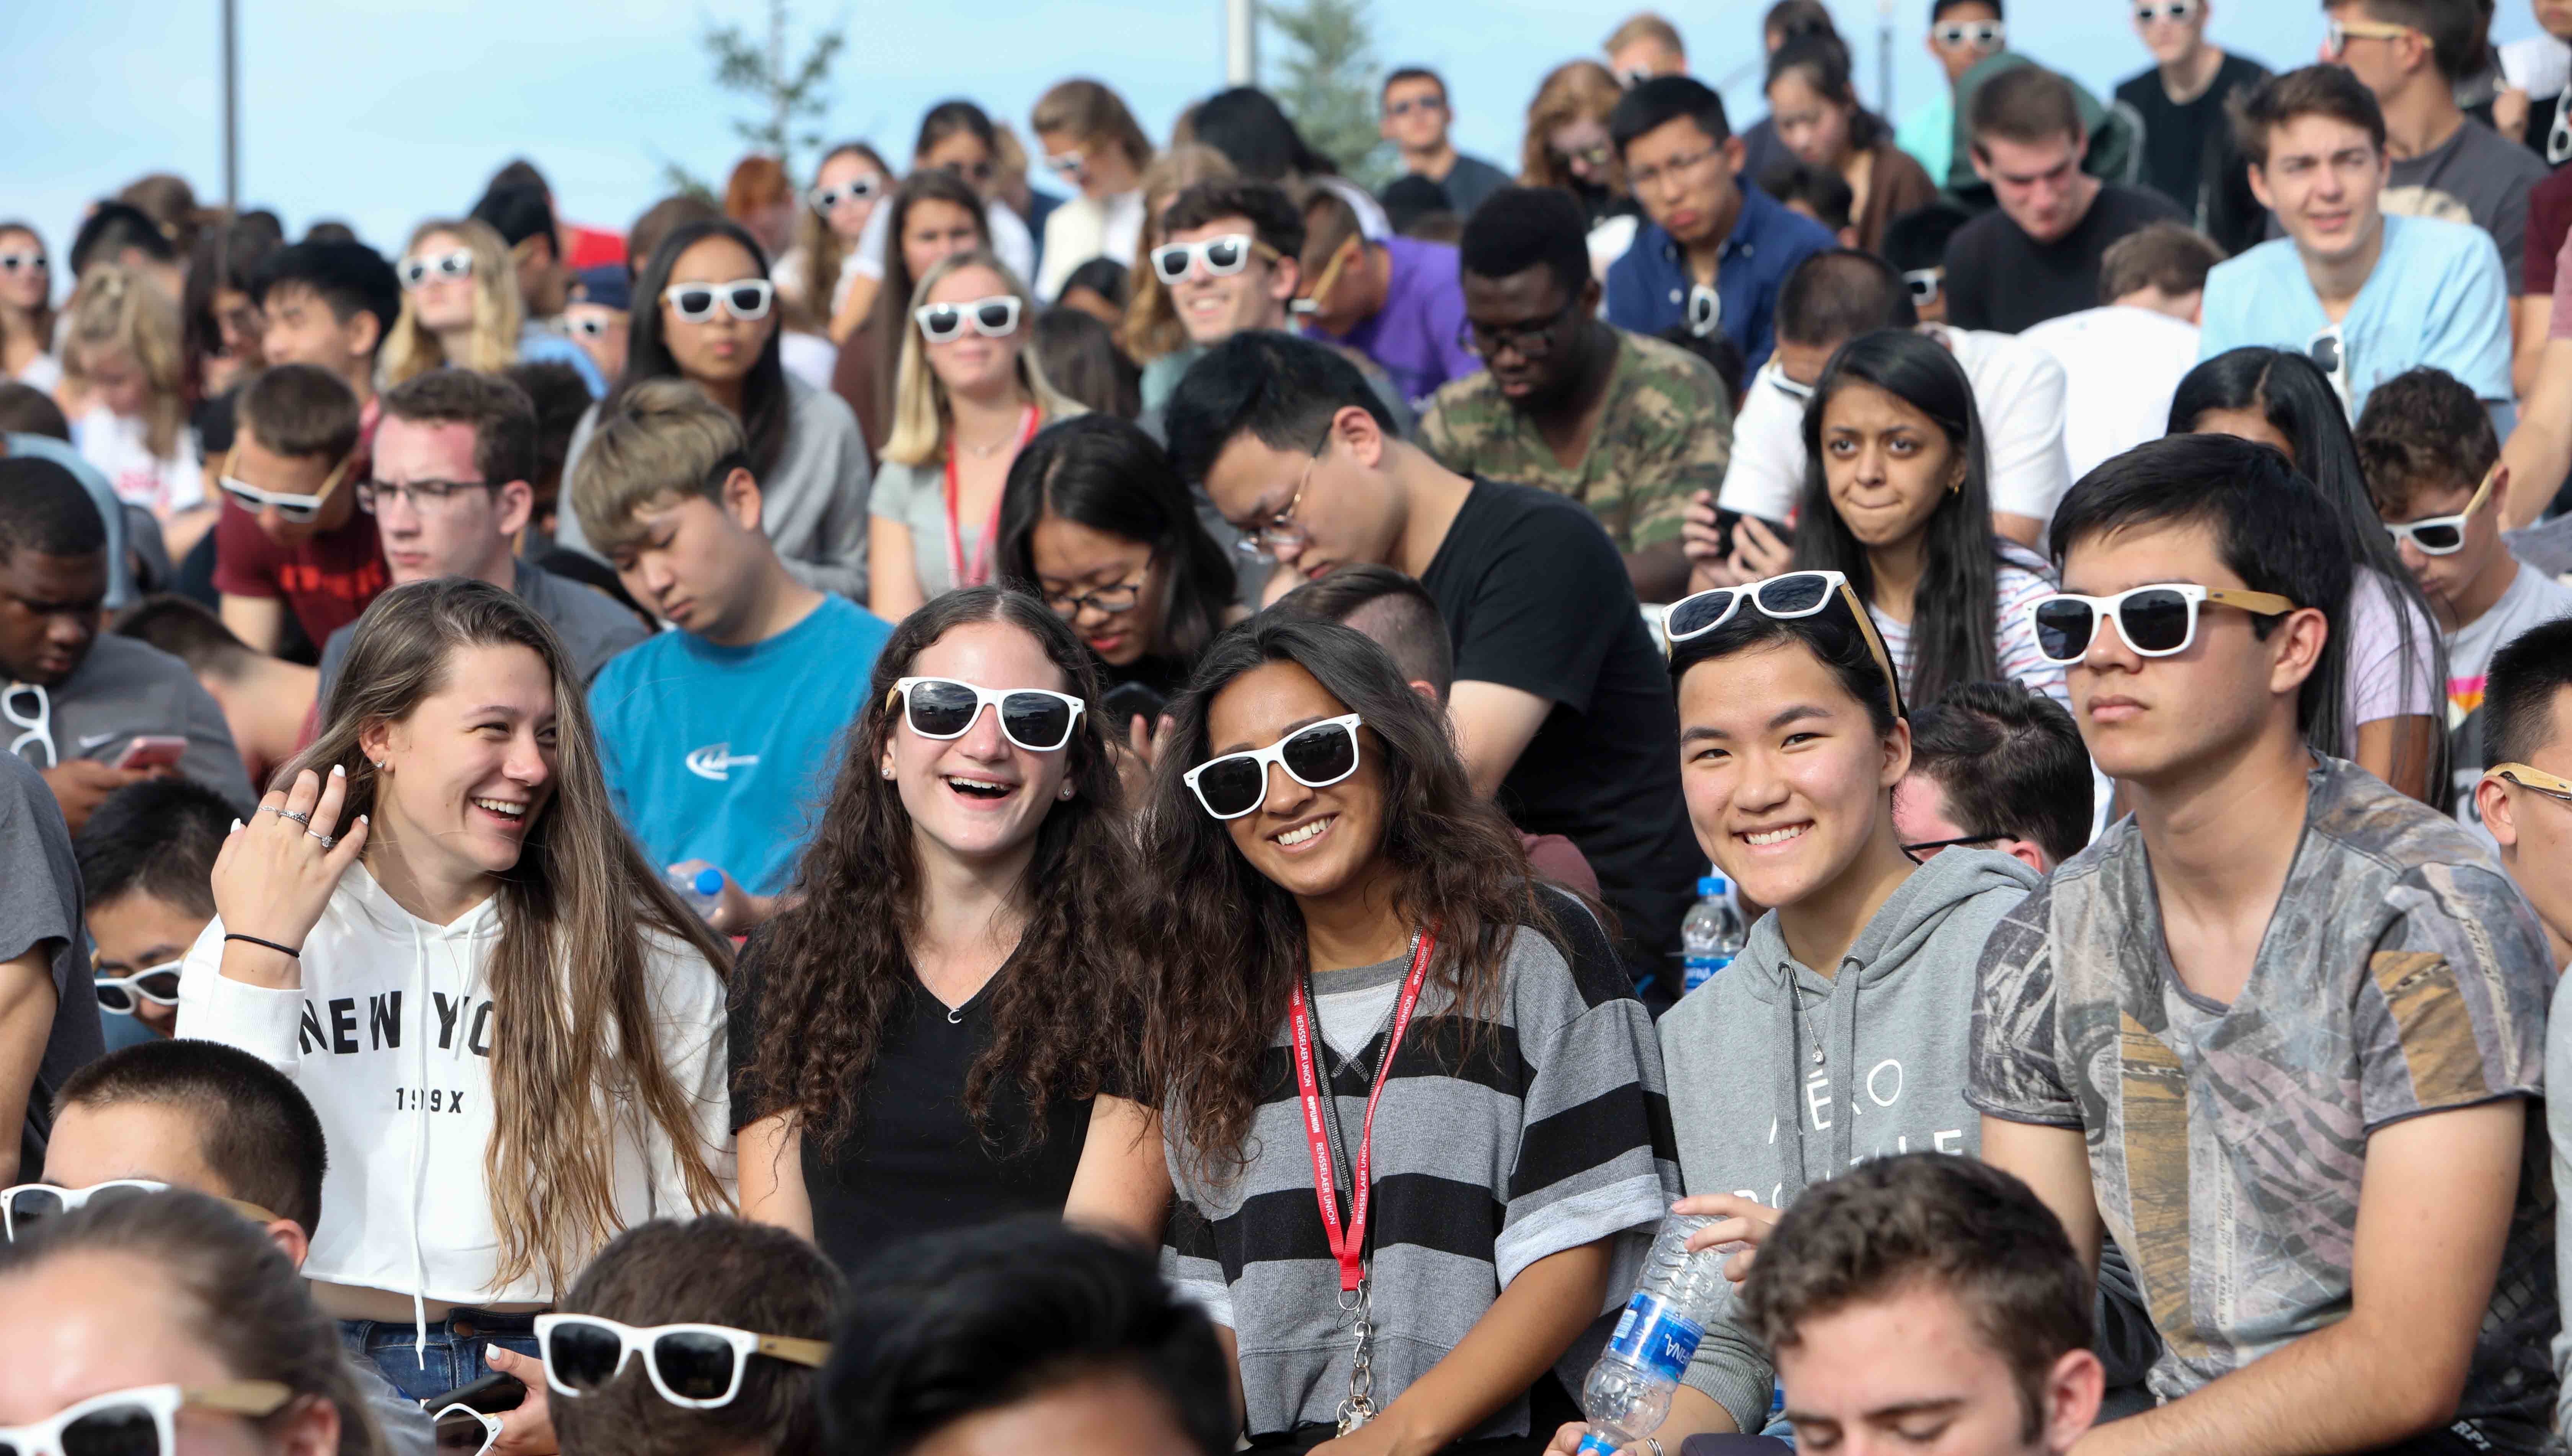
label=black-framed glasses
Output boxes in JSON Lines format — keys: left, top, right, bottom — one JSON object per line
{"left": 356, "top": 477, "right": 496, "bottom": 513}
{"left": 886, "top": 676, "right": 1087, "bottom": 752}
{"left": 2382, "top": 465, "right": 2496, "bottom": 555}
{"left": 1185, "top": 713, "right": 1364, "bottom": 819}
{"left": 2025, "top": 583, "right": 2301, "bottom": 664}
{"left": 1457, "top": 293, "right": 1583, "bottom": 359}
{"left": 1041, "top": 578, "right": 1146, "bottom": 619}
{"left": 1663, "top": 570, "right": 1907, "bottom": 716}
{"left": 1902, "top": 832, "right": 2006, "bottom": 861}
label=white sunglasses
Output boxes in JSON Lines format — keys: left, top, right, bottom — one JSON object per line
{"left": 2383, "top": 465, "right": 2498, "bottom": 555}
{"left": 1045, "top": 148, "right": 1088, "bottom": 177}
{"left": 809, "top": 177, "right": 883, "bottom": 212}
{"left": 914, "top": 294, "right": 1022, "bottom": 343}
{"left": 399, "top": 248, "right": 474, "bottom": 289}
{"left": 432, "top": 1403, "right": 502, "bottom": 1455}
{"left": 216, "top": 446, "right": 354, "bottom": 524}
{"left": 0, "top": 1383, "right": 292, "bottom": 1456}
{"left": 2132, "top": 0, "right": 2195, "bottom": 21}
{"left": 1149, "top": 234, "right": 1273, "bottom": 286}
{"left": 1183, "top": 713, "right": 1364, "bottom": 820}
{"left": 2025, "top": 583, "right": 2301, "bottom": 663}
{"left": 1686, "top": 283, "right": 1721, "bottom": 339}
{"left": 888, "top": 676, "right": 1086, "bottom": 752}
{"left": 664, "top": 278, "right": 774, "bottom": 323}
{"left": 0, "top": 251, "right": 47, "bottom": 274}
{"left": 536, "top": 1313, "right": 829, "bottom": 1410}
{"left": 2, "top": 1179, "right": 279, "bottom": 1241}
{"left": 1933, "top": 19, "right": 2006, "bottom": 49}
{"left": 563, "top": 315, "right": 613, "bottom": 338}
{"left": 96, "top": 959, "right": 183, "bottom": 1014}
{"left": 5, "top": 681, "right": 52, "bottom": 770}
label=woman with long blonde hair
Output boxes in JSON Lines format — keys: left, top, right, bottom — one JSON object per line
{"left": 178, "top": 576, "right": 734, "bottom": 1398}
{"left": 380, "top": 218, "right": 524, "bottom": 385}
{"left": 1117, "top": 143, "right": 1235, "bottom": 367}
{"left": 61, "top": 262, "right": 208, "bottom": 550}
{"left": 867, "top": 249, "right": 1080, "bottom": 620}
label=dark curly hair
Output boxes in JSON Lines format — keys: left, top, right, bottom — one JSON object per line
{"left": 1139, "top": 615, "right": 1558, "bottom": 1187}
{"left": 739, "top": 586, "right": 1139, "bottom": 1154}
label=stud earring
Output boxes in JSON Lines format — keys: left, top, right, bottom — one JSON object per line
{"left": 881, "top": 764, "right": 896, "bottom": 780}
{"left": 1058, "top": 785, "right": 1075, "bottom": 800}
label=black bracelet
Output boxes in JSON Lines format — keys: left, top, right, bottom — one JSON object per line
{"left": 225, "top": 933, "right": 302, "bottom": 958}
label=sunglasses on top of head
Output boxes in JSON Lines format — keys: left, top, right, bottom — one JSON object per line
{"left": 1662, "top": 570, "right": 1907, "bottom": 715}
{"left": 1184, "top": 713, "right": 1365, "bottom": 820}
{"left": 888, "top": 676, "right": 1086, "bottom": 752}
{"left": 3, "top": 1180, "right": 279, "bottom": 1241}
{"left": 95, "top": 958, "right": 181, "bottom": 1015}
{"left": 536, "top": 1312, "right": 829, "bottom": 1410}
{"left": 399, "top": 249, "right": 473, "bottom": 289}
{"left": 809, "top": 177, "right": 884, "bottom": 212}
{"left": 663, "top": 278, "right": 774, "bottom": 323}
{"left": 914, "top": 294, "right": 1022, "bottom": 342}
{"left": 217, "top": 446, "right": 354, "bottom": 523}
{"left": 1934, "top": 18, "right": 2006, "bottom": 49}
{"left": 2383, "top": 464, "right": 2497, "bottom": 555}
{"left": 2025, "top": 583, "right": 2301, "bottom": 664}
{"left": 0, "top": 1383, "right": 294, "bottom": 1456}
{"left": 1150, "top": 234, "right": 1275, "bottom": 286}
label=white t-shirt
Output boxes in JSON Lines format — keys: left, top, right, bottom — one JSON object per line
{"left": 1869, "top": 546, "right": 2069, "bottom": 705}
{"left": 2019, "top": 305, "right": 2202, "bottom": 482}
{"left": 850, "top": 196, "right": 1036, "bottom": 290}
{"left": 2449, "top": 561, "right": 2572, "bottom": 832}
{"left": 1035, "top": 189, "right": 1145, "bottom": 302}
{"left": 1717, "top": 323, "right": 2073, "bottom": 529}
{"left": 14, "top": 353, "right": 61, "bottom": 393}
{"left": 70, "top": 405, "right": 202, "bottom": 515}
{"left": 777, "top": 330, "right": 838, "bottom": 393}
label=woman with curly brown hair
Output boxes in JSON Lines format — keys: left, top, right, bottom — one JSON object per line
{"left": 1520, "top": 60, "right": 1634, "bottom": 230}
{"left": 1141, "top": 615, "right": 1676, "bottom": 1452}
{"left": 729, "top": 585, "right": 1168, "bottom": 1275}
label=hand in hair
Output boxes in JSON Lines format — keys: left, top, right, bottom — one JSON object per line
{"left": 211, "top": 765, "right": 370, "bottom": 987}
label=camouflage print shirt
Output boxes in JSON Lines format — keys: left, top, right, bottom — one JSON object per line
{"left": 1416, "top": 329, "right": 1731, "bottom": 552}
{"left": 1969, "top": 756, "right": 2561, "bottom": 1453}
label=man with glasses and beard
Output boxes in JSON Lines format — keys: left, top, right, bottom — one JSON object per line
{"left": 1974, "top": 432, "right": 2561, "bottom": 1456}
{"left": 1420, "top": 187, "right": 1729, "bottom": 602}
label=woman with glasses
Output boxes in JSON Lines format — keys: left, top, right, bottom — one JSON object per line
{"left": 1029, "top": 79, "right": 1155, "bottom": 304}
{"left": 868, "top": 251, "right": 1081, "bottom": 621}
{"left": 1764, "top": 34, "right": 1937, "bottom": 256}
{"left": 61, "top": 264, "right": 209, "bottom": 553}
{"left": 557, "top": 218, "right": 873, "bottom": 601}
{"left": 835, "top": 170, "right": 996, "bottom": 454}
{"left": 1142, "top": 614, "right": 1674, "bottom": 1452}
{"left": 729, "top": 586, "right": 1167, "bottom": 1272}
{"left": 1780, "top": 328, "right": 2065, "bottom": 707}
{"left": 178, "top": 578, "right": 734, "bottom": 1397}
{"left": 0, "top": 1188, "right": 388, "bottom": 1456}
{"left": 1521, "top": 62, "right": 1635, "bottom": 232}
{"left": 792, "top": 142, "right": 894, "bottom": 344}
{"left": 2172, "top": 347, "right": 2447, "bottom": 803}
{"left": 0, "top": 220, "right": 57, "bottom": 391}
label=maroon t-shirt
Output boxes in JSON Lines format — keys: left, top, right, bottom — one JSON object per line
{"left": 212, "top": 405, "right": 388, "bottom": 643}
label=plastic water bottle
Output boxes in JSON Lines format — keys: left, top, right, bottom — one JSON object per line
{"left": 1576, "top": 1213, "right": 1731, "bottom": 1455}
{"left": 1680, "top": 875, "right": 1745, "bottom": 993}
{"left": 667, "top": 867, "right": 725, "bottom": 921}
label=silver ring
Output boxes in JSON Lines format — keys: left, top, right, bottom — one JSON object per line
{"left": 279, "top": 809, "right": 312, "bottom": 826}
{"left": 258, "top": 804, "right": 286, "bottom": 816}
{"left": 307, "top": 830, "right": 336, "bottom": 849}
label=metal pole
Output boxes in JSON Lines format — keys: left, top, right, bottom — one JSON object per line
{"left": 1226, "top": 0, "right": 1257, "bottom": 87}
{"left": 222, "top": 0, "right": 239, "bottom": 210}
{"left": 1877, "top": 0, "right": 1894, "bottom": 117}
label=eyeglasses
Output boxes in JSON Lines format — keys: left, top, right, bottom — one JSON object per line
{"left": 1291, "top": 240, "right": 1361, "bottom": 317}
{"left": 0, "top": 1382, "right": 293, "bottom": 1456}
{"left": 1384, "top": 96, "right": 1444, "bottom": 117}
{"left": 1042, "top": 577, "right": 1145, "bottom": 619}
{"left": 1663, "top": 571, "right": 1906, "bottom": 715}
{"left": 2132, "top": 0, "right": 2195, "bottom": 22}
{"left": 217, "top": 447, "right": 354, "bottom": 524}
{"left": 1769, "top": 368, "right": 1815, "bottom": 403}
{"left": 664, "top": 278, "right": 774, "bottom": 323}
{"left": 356, "top": 477, "right": 495, "bottom": 513}
{"left": 2326, "top": 16, "right": 2418, "bottom": 54}
{"left": 1554, "top": 141, "right": 1616, "bottom": 171}
{"left": 0, "top": 251, "right": 47, "bottom": 275}
{"left": 2026, "top": 583, "right": 2301, "bottom": 663}
{"left": 914, "top": 294, "right": 1022, "bottom": 342}
{"left": 1044, "top": 148, "right": 1088, "bottom": 178}
{"left": 1234, "top": 436, "right": 1325, "bottom": 559}
{"left": 1626, "top": 145, "right": 1722, "bottom": 193}
{"left": 5, "top": 682, "right": 53, "bottom": 770}
{"left": 809, "top": 177, "right": 884, "bottom": 213}
{"left": 1185, "top": 713, "right": 1365, "bottom": 819}
{"left": 886, "top": 676, "right": 1086, "bottom": 752}
{"left": 399, "top": 249, "right": 474, "bottom": 289}
{"left": 2383, "top": 465, "right": 2498, "bottom": 555}
{"left": 1686, "top": 284, "right": 1722, "bottom": 340}
{"left": 1902, "top": 832, "right": 2007, "bottom": 860}
{"left": 1458, "top": 293, "right": 1583, "bottom": 359}
{"left": 2, "top": 1180, "right": 279, "bottom": 1240}
{"left": 95, "top": 959, "right": 181, "bottom": 1015}
{"left": 432, "top": 1402, "right": 501, "bottom": 1454}
{"left": 1902, "top": 267, "right": 1943, "bottom": 303}
{"left": 1149, "top": 234, "right": 1276, "bottom": 286}
{"left": 535, "top": 1313, "right": 829, "bottom": 1411}
{"left": 2487, "top": 762, "right": 2572, "bottom": 807}
{"left": 1933, "top": 19, "right": 2006, "bottom": 49}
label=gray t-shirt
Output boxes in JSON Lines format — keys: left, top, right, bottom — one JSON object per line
{"left": 2388, "top": 118, "right": 2551, "bottom": 293}
{"left": 12, "top": 636, "right": 255, "bottom": 814}
{"left": 2449, "top": 562, "right": 2572, "bottom": 832}
{"left": 0, "top": 753, "right": 103, "bottom": 1178}
{"left": 315, "top": 559, "right": 651, "bottom": 700}
{"left": 868, "top": 455, "right": 979, "bottom": 604}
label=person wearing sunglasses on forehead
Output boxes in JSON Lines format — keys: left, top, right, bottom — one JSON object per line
{"left": 1378, "top": 69, "right": 1513, "bottom": 222}
{"left": 729, "top": 588, "right": 1168, "bottom": 1272}
{"left": 212, "top": 365, "right": 385, "bottom": 660}
{"left": 1028, "top": 79, "right": 1154, "bottom": 306}
{"left": 835, "top": 170, "right": 997, "bottom": 454}
{"left": 73, "top": 779, "right": 233, "bottom": 1043}
{"left": 868, "top": 251, "right": 1081, "bottom": 622}
{"left": 2355, "top": 367, "right": 2572, "bottom": 832}
{"left": 0, "top": 221, "right": 60, "bottom": 393}
{"left": 1977, "top": 432, "right": 2560, "bottom": 1456}
{"left": 2112, "top": 0, "right": 2275, "bottom": 256}
{"left": 1140, "top": 614, "right": 1675, "bottom": 1453}
{"left": 2474, "top": 617, "right": 2572, "bottom": 973}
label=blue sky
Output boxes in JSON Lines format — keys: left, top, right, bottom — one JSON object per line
{"left": 10, "top": 0, "right": 2555, "bottom": 264}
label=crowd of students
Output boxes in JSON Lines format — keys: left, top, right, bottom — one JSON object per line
{"left": 7, "top": 0, "right": 2572, "bottom": 1453}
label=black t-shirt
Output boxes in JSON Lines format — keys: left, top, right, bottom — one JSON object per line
{"left": 2116, "top": 52, "right": 2273, "bottom": 256}
{"left": 1417, "top": 480, "right": 1701, "bottom": 990}
{"left": 1942, "top": 183, "right": 2190, "bottom": 334}
{"left": 727, "top": 941, "right": 1104, "bottom": 1275}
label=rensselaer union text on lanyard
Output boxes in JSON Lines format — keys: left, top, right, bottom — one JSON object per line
{"left": 942, "top": 405, "right": 1040, "bottom": 589}
{"left": 1290, "top": 929, "right": 1437, "bottom": 1437}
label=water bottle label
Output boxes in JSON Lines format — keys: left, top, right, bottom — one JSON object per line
{"left": 1575, "top": 1434, "right": 1623, "bottom": 1456}
{"left": 1606, "top": 1291, "right": 1705, "bottom": 1383}
{"left": 1682, "top": 953, "right": 1735, "bottom": 991}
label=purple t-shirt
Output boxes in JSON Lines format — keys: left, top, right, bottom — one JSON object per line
{"left": 1311, "top": 236, "right": 1479, "bottom": 413}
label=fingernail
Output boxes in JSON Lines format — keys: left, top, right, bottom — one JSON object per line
{"left": 331, "top": 762, "right": 346, "bottom": 778}
{"left": 230, "top": 818, "right": 243, "bottom": 832}
{"left": 356, "top": 815, "right": 369, "bottom": 824}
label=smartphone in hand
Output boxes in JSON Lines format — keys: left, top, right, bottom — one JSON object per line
{"left": 112, "top": 736, "right": 189, "bottom": 771}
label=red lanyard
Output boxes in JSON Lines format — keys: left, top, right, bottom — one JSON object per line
{"left": 1289, "top": 930, "right": 1437, "bottom": 1293}
{"left": 943, "top": 405, "right": 1038, "bottom": 589}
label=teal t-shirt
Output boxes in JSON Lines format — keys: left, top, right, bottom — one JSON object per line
{"left": 588, "top": 594, "right": 893, "bottom": 896}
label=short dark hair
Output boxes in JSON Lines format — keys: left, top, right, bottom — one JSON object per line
{"left": 69, "top": 202, "right": 176, "bottom": 277}
{"left": 2098, "top": 222, "right": 2225, "bottom": 304}
{"left": 1381, "top": 175, "right": 1457, "bottom": 237}
{"left": 237, "top": 364, "right": 361, "bottom": 463}
{"left": 1609, "top": 75, "right": 1733, "bottom": 154}
{"left": 1382, "top": 66, "right": 1446, "bottom": 104}
{"left": 2049, "top": 433, "right": 2354, "bottom": 734}
{"left": 996, "top": 415, "right": 1238, "bottom": 666}
{"left": 2353, "top": 367, "right": 2498, "bottom": 517}
{"left": 503, "top": 360, "right": 596, "bottom": 504}
{"left": 1968, "top": 65, "right": 2085, "bottom": 152}
{"left": 2233, "top": 65, "right": 2386, "bottom": 169}
{"left": 470, "top": 181, "right": 559, "bottom": 253}
{"left": 379, "top": 367, "right": 540, "bottom": 488}
{"left": 822, "top": 1217, "right": 1232, "bottom": 1456}
{"left": 2354, "top": 0, "right": 2486, "bottom": 81}
{"left": 1659, "top": 323, "right": 1747, "bottom": 400}
{"left": 1062, "top": 256, "right": 1131, "bottom": 310}
{"left": 0, "top": 382, "right": 71, "bottom": 441}
{"left": 2487, "top": 618, "right": 2572, "bottom": 768}
{"left": 555, "top": 1216, "right": 844, "bottom": 1456}
{"left": 1271, "top": 563, "right": 1457, "bottom": 699}
{"left": 1162, "top": 179, "right": 1307, "bottom": 264}
{"left": 1742, "top": 1153, "right": 2087, "bottom": 1444}
{"left": 250, "top": 241, "right": 402, "bottom": 353}
{"left": 56, "top": 1039, "right": 328, "bottom": 1236}
{"left": 1765, "top": 0, "right": 1839, "bottom": 42}
{"left": 1777, "top": 249, "right": 1916, "bottom": 349}
{"left": 1164, "top": 331, "right": 1396, "bottom": 488}
{"left": 0, "top": 455, "right": 108, "bottom": 564}
{"left": 1880, "top": 202, "right": 1973, "bottom": 274}
{"left": 1457, "top": 186, "right": 1591, "bottom": 298}
{"left": 113, "top": 594, "right": 259, "bottom": 682}
{"left": 75, "top": 777, "right": 237, "bottom": 918}
{"left": 1762, "top": 160, "right": 1855, "bottom": 233}
{"left": 1906, "top": 681, "right": 2092, "bottom": 864}
{"left": 1931, "top": 0, "right": 2004, "bottom": 21}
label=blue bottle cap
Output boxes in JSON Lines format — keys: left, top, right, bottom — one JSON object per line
{"left": 692, "top": 867, "right": 725, "bottom": 896}
{"left": 1697, "top": 874, "right": 1727, "bottom": 896}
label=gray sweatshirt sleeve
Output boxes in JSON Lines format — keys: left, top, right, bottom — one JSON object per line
{"left": 1679, "top": 1276, "right": 1772, "bottom": 1434}
{"left": 763, "top": 380, "right": 873, "bottom": 600}
{"left": 550, "top": 404, "right": 603, "bottom": 563}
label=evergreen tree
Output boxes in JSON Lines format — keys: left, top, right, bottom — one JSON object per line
{"left": 1267, "top": 0, "right": 1394, "bottom": 189}
{"left": 699, "top": 0, "right": 847, "bottom": 182}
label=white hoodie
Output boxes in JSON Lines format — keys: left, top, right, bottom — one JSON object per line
{"left": 175, "top": 863, "right": 733, "bottom": 1316}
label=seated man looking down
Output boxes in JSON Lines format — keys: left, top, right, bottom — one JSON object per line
{"left": 1894, "top": 679, "right": 2094, "bottom": 872}
{"left": 71, "top": 779, "right": 235, "bottom": 1041}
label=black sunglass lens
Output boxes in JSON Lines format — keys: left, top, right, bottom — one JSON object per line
{"left": 2309, "top": 336, "right": 2341, "bottom": 373}
{"left": 974, "top": 301, "right": 1014, "bottom": 331}
{"left": 727, "top": 286, "right": 766, "bottom": 313}
{"left": 2032, "top": 600, "right": 2097, "bottom": 663}
{"left": 1196, "top": 756, "right": 1267, "bottom": 816}
{"left": 5, "top": 1187, "right": 65, "bottom": 1235}
{"left": 922, "top": 306, "right": 961, "bottom": 336}
{"left": 434, "top": 1410, "right": 491, "bottom": 1452}
{"left": 1152, "top": 248, "right": 1188, "bottom": 282}
{"left": 548, "top": 1321, "right": 625, "bottom": 1390}
{"left": 1756, "top": 574, "right": 1832, "bottom": 615}
{"left": 1204, "top": 239, "right": 1246, "bottom": 270}
{"left": 59, "top": 1402, "right": 158, "bottom": 1456}
{"left": 906, "top": 681, "right": 980, "bottom": 737}
{"left": 999, "top": 693, "right": 1072, "bottom": 748}
{"left": 2412, "top": 524, "right": 2463, "bottom": 552}
{"left": 673, "top": 287, "right": 716, "bottom": 316}
{"left": 1281, "top": 724, "right": 1356, "bottom": 785}
{"left": 653, "top": 1331, "right": 740, "bottom": 1401}
{"left": 1667, "top": 591, "right": 1740, "bottom": 639}
{"left": 95, "top": 983, "right": 135, "bottom": 1013}
{"left": 137, "top": 970, "right": 181, "bottom": 1000}
{"left": 2120, "top": 590, "right": 2192, "bottom": 653}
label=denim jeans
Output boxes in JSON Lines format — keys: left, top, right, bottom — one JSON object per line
{"left": 339, "top": 1309, "right": 540, "bottom": 1405}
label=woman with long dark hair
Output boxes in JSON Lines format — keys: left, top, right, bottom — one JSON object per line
{"left": 2171, "top": 347, "right": 2447, "bottom": 801}
{"left": 557, "top": 217, "right": 873, "bottom": 599}
{"left": 178, "top": 578, "right": 734, "bottom": 1395}
{"left": 731, "top": 586, "right": 1167, "bottom": 1275}
{"left": 1764, "top": 34, "right": 1938, "bottom": 255}
{"left": 1790, "top": 328, "right": 2064, "bottom": 707}
{"left": 1142, "top": 615, "right": 1674, "bottom": 1451}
